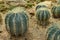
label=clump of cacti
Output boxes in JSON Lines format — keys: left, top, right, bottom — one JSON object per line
{"left": 36, "top": 8, "right": 50, "bottom": 26}
{"left": 46, "top": 24, "right": 60, "bottom": 40}
{"left": 5, "top": 7, "right": 28, "bottom": 37}
{"left": 52, "top": 5, "right": 60, "bottom": 18}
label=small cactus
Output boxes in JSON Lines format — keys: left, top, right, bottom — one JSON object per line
{"left": 52, "top": 5, "right": 60, "bottom": 18}
{"left": 36, "top": 1, "right": 52, "bottom": 10}
{"left": 36, "top": 8, "right": 50, "bottom": 26}
{"left": 47, "top": 24, "right": 60, "bottom": 40}
{"left": 5, "top": 7, "right": 29, "bottom": 37}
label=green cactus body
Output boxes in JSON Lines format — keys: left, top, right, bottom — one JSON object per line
{"left": 47, "top": 25, "right": 58, "bottom": 34}
{"left": 5, "top": 7, "right": 28, "bottom": 36}
{"left": 52, "top": 5, "right": 60, "bottom": 18}
{"left": 54, "top": 30, "right": 60, "bottom": 40}
{"left": 36, "top": 8, "right": 50, "bottom": 25}
{"left": 47, "top": 27, "right": 59, "bottom": 40}
{"left": 47, "top": 25, "right": 60, "bottom": 40}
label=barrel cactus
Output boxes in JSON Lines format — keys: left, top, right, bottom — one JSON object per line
{"left": 46, "top": 24, "right": 60, "bottom": 40}
{"left": 52, "top": 5, "right": 60, "bottom": 18}
{"left": 36, "top": 8, "right": 50, "bottom": 26}
{"left": 5, "top": 7, "right": 28, "bottom": 37}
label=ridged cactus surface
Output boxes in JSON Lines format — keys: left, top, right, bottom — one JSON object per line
{"left": 36, "top": 8, "right": 50, "bottom": 25}
{"left": 47, "top": 25, "right": 60, "bottom": 40}
{"left": 5, "top": 7, "right": 28, "bottom": 36}
{"left": 52, "top": 5, "right": 60, "bottom": 18}
{"left": 36, "top": 4, "right": 47, "bottom": 10}
{"left": 36, "top": 3, "right": 47, "bottom": 10}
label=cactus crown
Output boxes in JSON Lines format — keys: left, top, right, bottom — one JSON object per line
{"left": 52, "top": 5, "right": 60, "bottom": 18}
{"left": 36, "top": 5, "right": 47, "bottom": 10}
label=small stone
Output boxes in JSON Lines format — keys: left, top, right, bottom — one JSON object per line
{"left": 0, "top": 31, "right": 2, "bottom": 33}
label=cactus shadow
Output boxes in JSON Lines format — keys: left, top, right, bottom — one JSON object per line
{"left": 52, "top": 15, "right": 60, "bottom": 19}
{"left": 9, "top": 33, "right": 27, "bottom": 40}
{"left": 37, "top": 21, "right": 50, "bottom": 28}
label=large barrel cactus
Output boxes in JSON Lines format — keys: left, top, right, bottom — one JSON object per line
{"left": 5, "top": 7, "right": 28, "bottom": 36}
{"left": 52, "top": 5, "right": 60, "bottom": 18}
{"left": 36, "top": 8, "right": 50, "bottom": 25}
{"left": 46, "top": 24, "right": 60, "bottom": 40}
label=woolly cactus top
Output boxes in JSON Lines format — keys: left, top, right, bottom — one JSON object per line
{"left": 8, "top": 7, "right": 26, "bottom": 13}
{"left": 37, "top": 8, "right": 50, "bottom": 11}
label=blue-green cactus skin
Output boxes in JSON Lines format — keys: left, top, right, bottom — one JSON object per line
{"left": 54, "top": 30, "right": 60, "bottom": 40}
{"left": 36, "top": 8, "right": 50, "bottom": 25}
{"left": 47, "top": 25, "right": 60, "bottom": 40}
{"left": 47, "top": 27, "right": 59, "bottom": 40}
{"left": 36, "top": 5, "right": 47, "bottom": 10}
{"left": 52, "top": 5, "right": 60, "bottom": 18}
{"left": 47, "top": 25, "right": 58, "bottom": 34}
{"left": 5, "top": 11, "right": 28, "bottom": 36}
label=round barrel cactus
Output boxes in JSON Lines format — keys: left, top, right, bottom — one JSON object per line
{"left": 36, "top": 8, "right": 50, "bottom": 25}
{"left": 47, "top": 25, "right": 60, "bottom": 40}
{"left": 52, "top": 5, "right": 60, "bottom": 18}
{"left": 5, "top": 7, "right": 28, "bottom": 36}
